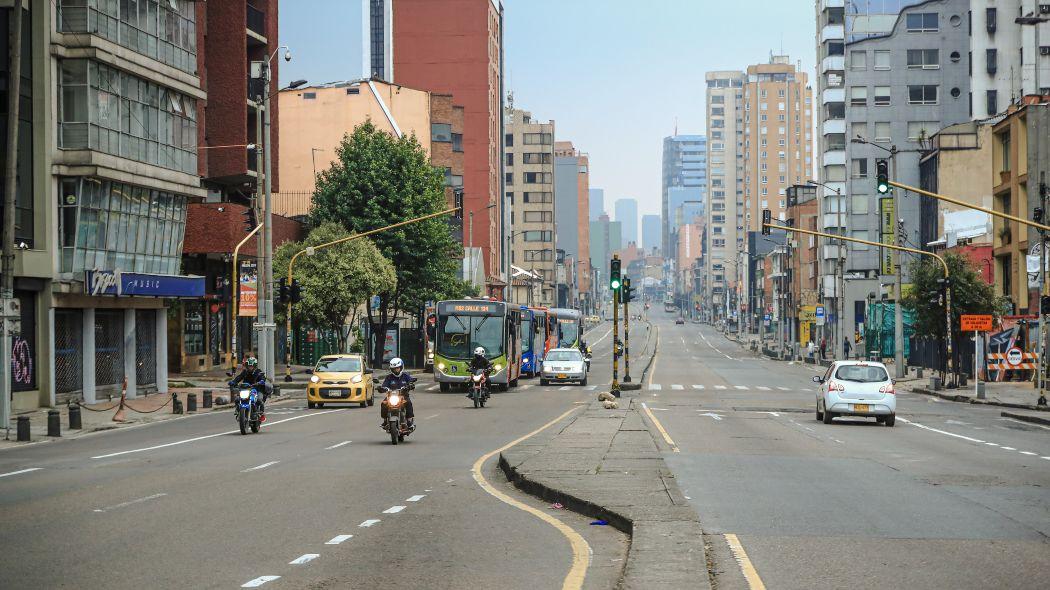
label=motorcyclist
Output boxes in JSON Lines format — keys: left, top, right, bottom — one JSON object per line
{"left": 380, "top": 357, "right": 415, "bottom": 426}
{"left": 466, "top": 346, "right": 492, "bottom": 398}
{"left": 228, "top": 356, "right": 271, "bottom": 410}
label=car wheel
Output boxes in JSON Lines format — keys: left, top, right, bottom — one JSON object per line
{"left": 884, "top": 413, "right": 895, "bottom": 427}
{"left": 366, "top": 395, "right": 375, "bottom": 407}
{"left": 439, "top": 382, "right": 450, "bottom": 393}
{"left": 876, "top": 416, "right": 886, "bottom": 424}
{"left": 816, "top": 404, "right": 823, "bottom": 421}
{"left": 316, "top": 402, "right": 325, "bottom": 409}
{"left": 307, "top": 401, "right": 315, "bottom": 409}
{"left": 359, "top": 402, "right": 367, "bottom": 408}
{"left": 822, "top": 407, "right": 834, "bottom": 424}
{"left": 581, "top": 376, "right": 588, "bottom": 387}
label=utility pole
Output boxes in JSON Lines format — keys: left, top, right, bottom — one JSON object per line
{"left": 2, "top": 4, "right": 25, "bottom": 436}
{"left": 1038, "top": 176, "right": 1047, "bottom": 405}
{"left": 623, "top": 277, "right": 632, "bottom": 383}
{"left": 261, "top": 59, "right": 278, "bottom": 381}
{"left": 253, "top": 83, "right": 268, "bottom": 375}
{"left": 611, "top": 255, "right": 621, "bottom": 396}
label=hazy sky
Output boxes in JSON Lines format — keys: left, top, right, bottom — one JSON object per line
{"left": 279, "top": 0, "right": 815, "bottom": 217}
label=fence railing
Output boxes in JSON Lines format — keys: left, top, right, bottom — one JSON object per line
{"left": 273, "top": 191, "right": 313, "bottom": 218}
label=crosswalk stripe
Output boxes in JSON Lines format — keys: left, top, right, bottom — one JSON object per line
{"left": 586, "top": 385, "right": 597, "bottom": 391}
{"left": 734, "top": 385, "right": 749, "bottom": 390}
{"left": 559, "top": 386, "right": 571, "bottom": 391}
{"left": 756, "top": 386, "right": 771, "bottom": 391}
{"left": 520, "top": 384, "right": 533, "bottom": 390}
{"left": 426, "top": 385, "right": 439, "bottom": 391}
{"left": 715, "top": 385, "right": 727, "bottom": 390}
{"left": 650, "top": 384, "right": 663, "bottom": 390}
{"left": 671, "top": 384, "right": 684, "bottom": 390}
{"left": 777, "top": 386, "right": 791, "bottom": 391}
{"left": 692, "top": 384, "right": 704, "bottom": 390}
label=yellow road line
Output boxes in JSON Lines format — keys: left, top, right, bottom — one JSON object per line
{"left": 641, "top": 402, "right": 679, "bottom": 453}
{"left": 725, "top": 533, "right": 767, "bottom": 590}
{"left": 471, "top": 407, "right": 591, "bottom": 590}
{"left": 647, "top": 327, "right": 659, "bottom": 387}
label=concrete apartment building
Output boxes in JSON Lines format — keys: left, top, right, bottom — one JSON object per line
{"left": 840, "top": 0, "right": 971, "bottom": 336}
{"left": 553, "top": 141, "right": 591, "bottom": 310}
{"left": 661, "top": 135, "right": 707, "bottom": 258}
{"left": 704, "top": 71, "right": 746, "bottom": 321}
{"left": 642, "top": 214, "right": 661, "bottom": 254}
{"left": 361, "top": 0, "right": 394, "bottom": 82}
{"left": 919, "top": 121, "right": 995, "bottom": 251}
{"left": 392, "top": 0, "right": 505, "bottom": 291}
{"left": 969, "top": 1, "right": 1050, "bottom": 119}
{"left": 504, "top": 108, "right": 556, "bottom": 305}
{"left": 589, "top": 214, "right": 622, "bottom": 297}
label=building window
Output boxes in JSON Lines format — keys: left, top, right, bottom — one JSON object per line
{"left": 302, "top": 92, "right": 316, "bottom": 99}
{"left": 452, "top": 133, "right": 463, "bottom": 152}
{"left": 851, "top": 158, "right": 868, "bottom": 178}
{"left": 432, "top": 123, "right": 452, "bottom": 142}
{"left": 828, "top": 41, "right": 844, "bottom": 56}
{"left": 523, "top": 211, "right": 553, "bottom": 223}
{"left": 907, "top": 49, "right": 940, "bottom": 69}
{"left": 57, "top": 177, "right": 188, "bottom": 274}
{"left": 987, "top": 90, "right": 998, "bottom": 116}
{"left": 523, "top": 172, "right": 552, "bottom": 184}
{"left": 874, "top": 86, "right": 891, "bottom": 106}
{"left": 849, "top": 86, "right": 868, "bottom": 106}
{"left": 874, "top": 122, "right": 891, "bottom": 142}
{"left": 986, "top": 48, "right": 997, "bottom": 74}
{"left": 505, "top": 133, "right": 513, "bottom": 147}
{"left": 523, "top": 152, "right": 551, "bottom": 165}
{"left": 850, "top": 50, "right": 867, "bottom": 69}
{"left": 505, "top": 152, "right": 514, "bottom": 166}
{"left": 1, "top": 5, "right": 34, "bottom": 247}
{"left": 57, "top": 0, "right": 198, "bottom": 74}
{"left": 523, "top": 231, "right": 552, "bottom": 242}
{"left": 505, "top": 172, "right": 513, "bottom": 185}
{"left": 1000, "top": 133, "right": 1011, "bottom": 172}
{"left": 713, "top": 239, "right": 726, "bottom": 248}
{"left": 874, "top": 50, "right": 891, "bottom": 70}
{"left": 906, "top": 12, "right": 939, "bottom": 33}
{"left": 58, "top": 59, "right": 199, "bottom": 175}
{"left": 524, "top": 250, "right": 552, "bottom": 261}
{"left": 985, "top": 7, "right": 997, "bottom": 33}
{"left": 907, "top": 121, "right": 937, "bottom": 141}
{"left": 852, "top": 122, "right": 868, "bottom": 140}
{"left": 523, "top": 192, "right": 553, "bottom": 203}
{"left": 523, "top": 133, "right": 553, "bottom": 145}
{"left": 908, "top": 85, "right": 938, "bottom": 105}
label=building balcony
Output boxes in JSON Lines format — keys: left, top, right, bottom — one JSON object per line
{"left": 823, "top": 244, "right": 845, "bottom": 260}
{"left": 821, "top": 0, "right": 844, "bottom": 10}
{"left": 817, "top": 181, "right": 846, "bottom": 198}
{"left": 822, "top": 274, "right": 839, "bottom": 297}
{"left": 822, "top": 119, "right": 845, "bottom": 136}
{"left": 822, "top": 87, "right": 845, "bottom": 105}
{"left": 247, "top": 4, "right": 268, "bottom": 46}
{"left": 823, "top": 150, "right": 846, "bottom": 166}
{"left": 822, "top": 213, "right": 848, "bottom": 229}
{"left": 821, "top": 24, "right": 844, "bottom": 43}
{"left": 821, "top": 55, "right": 845, "bottom": 74}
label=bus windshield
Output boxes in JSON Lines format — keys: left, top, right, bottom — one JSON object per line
{"left": 521, "top": 317, "right": 533, "bottom": 353}
{"left": 437, "top": 314, "right": 505, "bottom": 360}
{"left": 557, "top": 319, "right": 580, "bottom": 348}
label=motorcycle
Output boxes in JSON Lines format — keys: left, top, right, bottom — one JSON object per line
{"left": 584, "top": 347, "right": 593, "bottom": 372}
{"left": 378, "top": 382, "right": 415, "bottom": 445}
{"left": 232, "top": 383, "right": 265, "bottom": 435}
{"left": 469, "top": 368, "right": 492, "bottom": 408}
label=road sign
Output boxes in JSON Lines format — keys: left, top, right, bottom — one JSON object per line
{"left": 815, "top": 305, "right": 826, "bottom": 326}
{"left": 1006, "top": 347, "right": 1024, "bottom": 367}
{"left": 960, "top": 314, "right": 993, "bottom": 332}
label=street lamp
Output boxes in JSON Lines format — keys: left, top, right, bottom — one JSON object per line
{"left": 807, "top": 178, "right": 846, "bottom": 360}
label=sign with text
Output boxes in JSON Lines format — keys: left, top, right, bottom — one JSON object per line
{"left": 960, "top": 314, "right": 993, "bottom": 332}
{"left": 238, "top": 260, "right": 258, "bottom": 317}
{"left": 84, "top": 270, "right": 204, "bottom": 298}
{"left": 879, "top": 197, "right": 895, "bottom": 276}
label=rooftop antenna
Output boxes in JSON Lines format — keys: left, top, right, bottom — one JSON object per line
{"left": 674, "top": 116, "right": 678, "bottom": 136}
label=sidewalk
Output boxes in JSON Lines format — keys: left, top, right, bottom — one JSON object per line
{"left": 910, "top": 379, "right": 1050, "bottom": 413}
{"left": 500, "top": 396, "right": 709, "bottom": 589}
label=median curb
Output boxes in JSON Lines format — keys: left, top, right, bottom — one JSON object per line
{"left": 1000, "top": 410, "right": 1050, "bottom": 427}
{"left": 499, "top": 398, "right": 710, "bottom": 590}
{"left": 911, "top": 387, "right": 1049, "bottom": 411}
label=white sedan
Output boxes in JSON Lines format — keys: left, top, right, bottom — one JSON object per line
{"left": 540, "top": 348, "right": 588, "bottom": 386}
{"left": 814, "top": 361, "right": 896, "bottom": 426}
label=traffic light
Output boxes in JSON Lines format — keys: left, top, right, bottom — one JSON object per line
{"left": 453, "top": 188, "right": 464, "bottom": 219}
{"left": 610, "top": 257, "right": 622, "bottom": 291}
{"left": 876, "top": 160, "right": 890, "bottom": 194}
{"left": 278, "top": 282, "right": 291, "bottom": 304}
{"left": 1041, "top": 295, "right": 1050, "bottom": 316}
{"left": 242, "top": 207, "right": 258, "bottom": 233}
{"left": 623, "top": 278, "right": 634, "bottom": 303}
{"left": 761, "top": 209, "right": 772, "bottom": 235}
{"left": 1034, "top": 206, "right": 1045, "bottom": 224}
{"left": 289, "top": 279, "right": 304, "bottom": 304}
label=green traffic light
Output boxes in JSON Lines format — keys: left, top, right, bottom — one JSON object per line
{"left": 877, "top": 180, "right": 890, "bottom": 194}
{"left": 611, "top": 279, "right": 621, "bottom": 290}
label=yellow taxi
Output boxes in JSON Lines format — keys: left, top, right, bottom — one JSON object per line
{"left": 306, "top": 354, "right": 375, "bottom": 409}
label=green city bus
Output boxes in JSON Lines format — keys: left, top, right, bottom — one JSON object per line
{"left": 433, "top": 299, "right": 522, "bottom": 391}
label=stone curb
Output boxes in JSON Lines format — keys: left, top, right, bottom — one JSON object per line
{"left": 1000, "top": 410, "right": 1050, "bottom": 426}
{"left": 911, "top": 387, "right": 1049, "bottom": 412}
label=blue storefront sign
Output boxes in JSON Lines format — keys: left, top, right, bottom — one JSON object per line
{"left": 85, "top": 271, "right": 205, "bottom": 298}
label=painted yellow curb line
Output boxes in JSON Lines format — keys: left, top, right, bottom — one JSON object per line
{"left": 472, "top": 406, "right": 591, "bottom": 590}
{"left": 725, "top": 533, "right": 767, "bottom": 590}
{"left": 641, "top": 401, "right": 679, "bottom": 453}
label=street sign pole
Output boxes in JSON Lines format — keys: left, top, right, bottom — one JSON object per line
{"left": 612, "top": 287, "right": 620, "bottom": 396}
{"left": 623, "top": 286, "right": 631, "bottom": 383}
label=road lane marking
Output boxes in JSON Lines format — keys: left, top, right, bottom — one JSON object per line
{"left": 699, "top": 412, "right": 723, "bottom": 421}
{"left": 641, "top": 402, "right": 680, "bottom": 452}
{"left": 1000, "top": 417, "right": 1050, "bottom": 431}
{"left": 647, "top": 329, "right": 660, "bottom": 388}
{"left": 241, "top": 461, "right": 280, "bottom": 473}
{"left": 93, "top": 492, "right": 167, "bottom": 513}
{"left": 424, "top": 414, "right": 441, "bottom": 420}
{"left": 359, "top": 519, "right": 380, "bottom": 527}
{"left": 692, "top": 384, "right": 704, "bottom": 389}
{"left": 241, "top": 576, "right": 280, "bottom": 587}
{"left": 383, "top": 505, "right": 406, "bottom": 514}
{"left": 671, "top": 384, "right": 684, "bottom": 390}
{"left": 586, "top": 385, "right": 597, "bottom": 391}
{"left": 560, "top": 386, "right": 571, "bottom": 391}
{"left": 0, "top": 467, "right": 42, "bottom": 479}
{"left": 725, "top": 533, "right": 767, "bottom": 590}
{"left": 325, "top": 440, "right": 352, "bottom": 450}
{"left": 650, "top": 384, "right": 663, "bottom": 390}
{"left": 1001, "top": 446, "right": 1017, "bottom": 451}
{"left": 715, "top": 385, "right": 727, "bottom": 390}
{"left": 325, "top": 535, "right": 353, "bottom": 545}
{"left": 289, "top": 554, "right": 319, "bottom": 565}
{"left": 472, "top": 406, "right": 591, "bottom": 590}
{"left": 734, "top": 385, "right": 749, "bottom": 390}
{"left": 406, "top": 495, "right": 426, "bottom": 502}
{"left": 1020, "top": 451, "right": 1037, "bottom": 456}
{"left": 90, "top": 409, "right": 346, "bottom": 459}
{"left": 756, "top": 386, "right": 771, "bottom": 391}
{"left": 985, "top": 442, "right": 999, "bottom": 446}
{"left": 590, "top": 327, "right": 613, "bottom": 346}
{"left": 777, "top": 386, "right": 791, "bottom": 391}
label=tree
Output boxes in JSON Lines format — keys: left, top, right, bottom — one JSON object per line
{"left": 310, "top": 121, "right": 469, "bottom": 366}
{"left": 903, "top": 253, "right": 1008, "bottom": 379}
{"left": 274, "top": 222, "right": 396, "bottom": 354}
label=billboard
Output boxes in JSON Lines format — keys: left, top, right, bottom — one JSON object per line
{"left": 879, "top": 197, "right": 895, "bottom": 276}
{"left": 238, "top": 260, "right": 258, "bottom": 317}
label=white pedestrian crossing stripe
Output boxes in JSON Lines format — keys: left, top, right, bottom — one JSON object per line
{"left": 650, "top": 384, "right": 663, "bottom": 390}
{"left": 586, "top": 385, "right": 598, "bottom": 391}
{"left": 692, "top": 384, "right": 704, "bottom": 390}
{"left": 756, "top": 386, "right": 771, "bottom": 391}
{"left": 559, "top": 386, "right": 571, "bottom": 391}
{"left": 777, "top": 386, "right": 791, "bottom": 391}
{"left": 734, "top": 385, "right": 749, "bottom": 390}
{"left": 715, "top": 385, "right": 727, "bottom": 390}
{"left": 520, "top": 384, "right": 533, "bottom": 390}
{"left": 671, "top": 384, "right": 684, "bottom": 390}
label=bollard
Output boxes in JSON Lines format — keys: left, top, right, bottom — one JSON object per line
{"left": 915, "top": 367, "right": 924, "bottom": 379}
{"left": 172, "top": 392, "right": 183, "bottom": 414}
{"left": 16, "top": 415, "right": 30, "bottom": 442}
{"left": 47, "top": 410, "right": 61, "bottom": 437}
{"left": 930, "top": 376, "right": 942, "bottom": 391}
{"left": 68, "top": 404, "right": 82, "bottom": 430}
{"left": 202, "top": 389, "right": 212, "bottom": 409}
{"left": 187, "top": 393, "right": 197, "bottom": 413}
{"left": 958, "top": 374, "right": 968, "bottom": 387}
{"left": 976, "top": 382, "right": 986, "bottom": 399}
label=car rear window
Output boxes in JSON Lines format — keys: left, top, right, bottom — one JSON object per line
{"left": 546, "top": 350, "right": 582, "bottom": 361}
{"left": 834, "top": 365, "right": 888, "bottom": 383}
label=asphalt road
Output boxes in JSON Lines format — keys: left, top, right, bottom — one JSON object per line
{"left": 642, "top": 313, "right": 1050, "bottom": 589}
{"left": 0, "top": 323, "right": 626, "bottom": 590}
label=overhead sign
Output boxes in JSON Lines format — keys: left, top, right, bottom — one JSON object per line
{"left": 960, "top": 314, "right": 993, "bottom": 332}
{"left": 85, "top": 270, "right": 205, "bottom": 298}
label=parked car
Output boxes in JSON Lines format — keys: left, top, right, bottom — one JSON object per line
{"left": 814, "top": 361, "right": 896, "bottom": 426}
{"left": 675, "top": 317, "right": 685, "bottom": 325}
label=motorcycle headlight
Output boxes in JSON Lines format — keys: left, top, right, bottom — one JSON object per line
{"left": 389, "top": 394, "right": 401, "bottom": 405}
{"left": 494, "top": 363, "right": 502, "bottom": 372}
{"left": 428, "top": 352, "right": 434, "bottom": 359}
{"left": 351, "top": 374, "right": 362, "bottom": 383}
{"left": 239, "top": 390, "right": 250, "bottom": 400}
{"left": 310, "top": 375, "right": 320, "bottom": 383}
{"left": 437, "top": 362, "right": 446, "bottom": 371}
{"left": 472, "top": 375, "right": 483, "bottom": 383}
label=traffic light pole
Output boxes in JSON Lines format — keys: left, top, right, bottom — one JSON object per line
{"left": 612, "top": 287, "right": 620, "bottom": 396}
{"left": 230, "top": 224, "right": 264, "bottom": 374}
{"left": 623, "top": 286, "right": 631, "bottom": 383}
{"left": 282, "top": 207, "right": 460, "bottom": 381}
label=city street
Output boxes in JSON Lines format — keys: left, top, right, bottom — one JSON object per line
{"left": 642, "top": 313, "right": 1050, "bottom": 589}
{"left": 0, "top": 326, "right": 627, "bottom": 590}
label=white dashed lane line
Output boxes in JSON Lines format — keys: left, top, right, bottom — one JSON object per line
{"left": 899, "top": 417, "right": 1047, "bottom": 460}
{"left": 241, "top": 461, "right": 280, "bottom": 473}
{"left": 406, "top": 495, "right": 426, "bottom": 502}
{"left": 289, "top": 554, "right": 319, "bottom": 565}
{"left": 325, "top": 535, "right": 353, "bottom": 545}
{"left": 324, "top": 440, "right": 352, "bottom": 450}
{"left": 0, "top": 467, "right": 43, "bottom": 479}
{"left": 241, "top": 576, "right": 280, "bottom": 588}
{"left": 382, "top": 505, "right": 407, "bottom": 514}
{"left": 359, "top": 519, "right": 381, "bottom": 528}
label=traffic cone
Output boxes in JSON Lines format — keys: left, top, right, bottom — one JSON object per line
{"left": 113, "top": 377, "right": 128, "bottom": 423}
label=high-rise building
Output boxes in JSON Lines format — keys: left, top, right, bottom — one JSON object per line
{"left": 589, "top": 188, "right": 605, "bottom": 221}
{"left": 704, "top": 71, "right": 746, "bottom": 320}
{"left": 505, "top": 108, "right": 556, "bottom": 305}
{"left": 661, "top": 135, "right": 707, "bottom": 256}
{"left": 393, "top": 0, "right": 505, "bottom": 290}
{"left": 553, "top": 141, "right": 591, "bottom": 310}
{"left": 970, "top": 1, "right": 1050, "bottom": 119}
{"left": 641, "top": 214, "right": 662, "bottom": 254}
{"left": 361, "top": 0, "right": 393, "bottom": 82}
{"left": 614, "top": 198, "right": 639, "bottom": 245}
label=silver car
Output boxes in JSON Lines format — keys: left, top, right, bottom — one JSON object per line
{"left": 540, "top": 348, "right": 588, "bottom": 386}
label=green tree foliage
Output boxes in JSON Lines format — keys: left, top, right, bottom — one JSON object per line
{"left": 903, "top": 253, "right": 1004, "bottom": 339}
{"left": 310, "top": 121, "right": 469, "bottom": 364}
{"left": 275, "top": 222, "right": 396, "bottom": 352}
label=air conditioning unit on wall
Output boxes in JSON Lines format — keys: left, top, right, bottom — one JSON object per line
{"left": 1041, "top": 46, "right": 1050, "bottom": 56}
{"left": 1040, "top": 4, "right": 1050, "bottom": 14}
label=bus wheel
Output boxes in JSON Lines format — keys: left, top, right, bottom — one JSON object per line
{"left": 510, "top": 377, "right": 519, "bottom": 388}
{"left": 439, "top": 382, "right": 450, "bottom": 392}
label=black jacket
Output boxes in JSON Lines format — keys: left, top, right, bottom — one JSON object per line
{"left": 231, "top": 367, "right": 267, "bottom": 387}
{"left": 469, "top": 355, "right": 492, "bottom": 372}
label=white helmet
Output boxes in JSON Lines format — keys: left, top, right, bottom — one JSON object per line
{"left": 389, "top": 357, "right": 404, "bottom": 374}
{"left": 474, "top": 346, "right": 486, "bottom": 357}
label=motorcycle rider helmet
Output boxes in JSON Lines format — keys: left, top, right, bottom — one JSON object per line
{"left": 389, "top": 357, "right": 404, "bottom": 376}
{"left": 474, "top": 346, "right": 486, "bottom": 357}
{"left": 245, "top": 357, "right": 258, "bottom": 368}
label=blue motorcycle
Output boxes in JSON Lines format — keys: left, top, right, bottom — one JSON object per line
{"left": 232, "top": 383, "right": 264, "bottom": 435}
